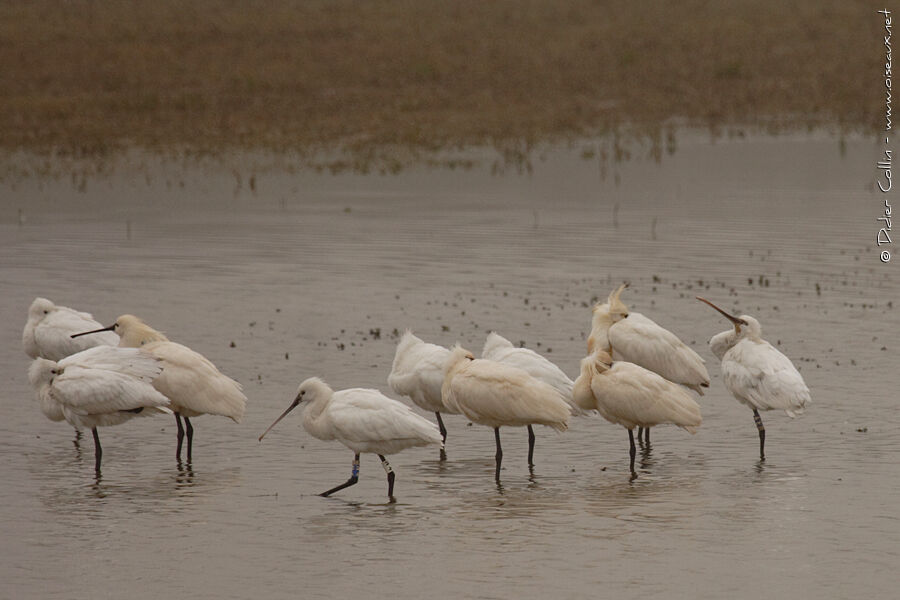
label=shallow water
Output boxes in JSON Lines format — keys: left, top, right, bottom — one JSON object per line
{"left": 1, "top": 131, "right": 897, "bottom": 599}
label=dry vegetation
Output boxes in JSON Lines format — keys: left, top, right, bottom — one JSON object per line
{"left": 0, "top": 0, "right": 881, "bottom": 168}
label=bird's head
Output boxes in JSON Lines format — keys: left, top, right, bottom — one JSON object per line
{"left": 28, "top": 297, "right": 55, "bottom": 321}
{"left": 696, "top": 297, "right": 749, "bottom": 335}
{"left": 447, "top": 343, "right": 475, "bottom": 365}
{"left": 607, "top": 283, "right": 629, "bottom": 322}
{"left": 592, "top": 349, "right": 613, "bottom": 373}
{"left": 28, "top": 357, "right": 61, "bottom": 387}
{"left": 258, "top": 377, "right": 332, "bottom": 442}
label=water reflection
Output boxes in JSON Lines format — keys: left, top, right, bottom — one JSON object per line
{"left": 175, "top": 461, "right": 195, "bottom": 488}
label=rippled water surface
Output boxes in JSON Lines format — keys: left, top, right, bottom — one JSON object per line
{"left": 1, "top": 132, "right": 897, "bottom": 599}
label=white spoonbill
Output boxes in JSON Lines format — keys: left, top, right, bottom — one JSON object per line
{"left": 482, "top": 331, "right": 581, "bottom": 463}
{"left": 388, "top": 330, "right": 459, "bottom": 456}
{"left": 23, "top": 297, "right": 118, "bottom": 361}
{"left": 696, "top": 297, "right": 810, "bottom": 460}
{"left": 259, "top": 377, "right": 443, "bottom": 501}
{"left": 588, "top": 283, "right": 709, "bottom": 443}
{"left": 481, "top": 331, "right": 576, "bottom": 404}
{"left": 28, "top": 346, "right": 171, "bottom": 471}
{"left": 442, "top": 345, "right": 570, "bottom": 480}
{"left": 72, "top": 314, "right": 247, "bottom": 462}
{"left": 573, "top": 349, "right": 702, "bottom": 477}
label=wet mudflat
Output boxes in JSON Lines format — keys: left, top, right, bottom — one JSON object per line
{"left": 0, "top": 131, "right": 896, "bottom": 599}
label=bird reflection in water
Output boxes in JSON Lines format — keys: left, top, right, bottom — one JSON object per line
{"left": 176, "top": 461, "right": 195, "bottom": 489}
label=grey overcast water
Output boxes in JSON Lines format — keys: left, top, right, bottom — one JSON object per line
{"left": 1, "top": 131, "right": 897, "bottom": 599}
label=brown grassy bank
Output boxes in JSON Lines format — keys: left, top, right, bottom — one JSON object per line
{"left": 0, "top": 0, "right": 881, "bottom": 167}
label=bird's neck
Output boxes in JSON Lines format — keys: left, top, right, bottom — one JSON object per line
{"left": 301, "top": 396, "right": 334, "bottom": 441}
{"left": 587, "top": 313, "right": 613, "bottom": 354}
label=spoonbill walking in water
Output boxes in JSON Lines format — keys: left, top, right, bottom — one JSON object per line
{"left": 481, "top": 331, "right": 581, "bottom": 464}
{"left": 72, "top": 314, "right": 247, "bottom": 462}
{"left": 573, "top": 349, "right": 702, "bottom": 477}
{"left": 259, "top": 377, "right": 443, "bottom": 501}
{"left": 696, "top": 297, "right": 810, "bottom": 460}
{"left": 588, "top": 283, "right": 709, "bottom": 443}
{"left": 23, "top": 297, "right": 118, "bottom": 361}
{"left": 388, "top": 331, "right": 458, "bottom": 458}
{"left": 441, "top": 345, "right": 570, "bottom": 481}
{"left": 28, "top": 346, "right": 171, "bottom": 471}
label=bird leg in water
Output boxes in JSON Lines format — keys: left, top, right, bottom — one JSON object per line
{"left": 435, "top": 412, "right": 447, "bottom": 461}
{"left": 378, "top": 454, "right": 396, "bottom": 501}
{"left": 494, "top": 428, "right": 503, "bottom": 481}
{"left": 643, "top": 427, "right": 650, "bottom": 445}
{"left": 91, "top": 427, "right": 102, "bottom": 472}
{"left": 753, "top": 409, "right": 766, "bottom": 460}
{"left": 321, "top": 453, "right": 361, "bottom": 497}
{"left": 175, "top": 413, "right": 185, "bottom": 460}
{"left": 527, "top": 425, "right": 536, "bottom": 466}
{"left": 185, "top": 417, "right": 194, "bottom": 462}
{"left": 628, "top": 429, "right": 637, "bottom": 477}
{"left": 435, "top": 412, "right": 447, "bottom": 443}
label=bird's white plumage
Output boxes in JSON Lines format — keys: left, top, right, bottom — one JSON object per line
{"left": 143, "top": 341, "right": 246, "bottom": 421}
{"left": 715, "top": 316, "right": 810, "bottom": 417}
{"left": 296, "top": 377, "right": 443, "bottom": 455}
{"left": 111, "top": 315, "right": 247, "bottom": 422}
{"left": 388, "top": 330, "right": 457, "bottom": 414}
{"left": 442, "top": 345, "right": 570, "bottom": 431}
{"left": 608, "top": 313, "right": 709, "bottom": 392}
{"left": 22, "top": 297, "right": 119, "bottom": 361}
{"left": 589, "top": 286, "right": 709, "bottom": 394}
{"left": 481, "top": 331, "right": 581, "bottom": 416}
{"left": 574, "top": 350, "right": 702, "bottom": 432}
{"left": 698, "top": 300, "right": 811, "bottom": 419}
{"left": 708, "top": 329, "right": 734, "bottom": 361}
{"left": 28, "top": 346, "right": 170, "bottom": 430}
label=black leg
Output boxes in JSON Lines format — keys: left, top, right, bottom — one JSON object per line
{"left": 644, "top": 427, "right": 650, "bottom": 444}
{"left": 175, "top": 413, "right": 184, "bottom": 461}
{"left": 435, "top": 412, "right": 447, "bottom": 461}
{"left": 378, "top": 454, "right": 396, "bottom": 502}
{"left": 435, "top": 412, "right": 447, "bottom": 443}
{"left": 185, "top": 416, "right": 194, "bottom": 462}
{"left": 321, "top": 453, "right": 360, "bottom": 497}
{"left": 92, "top": 427, "right": 102, "bottom": 472}
{"left": 494, "top": 428, "right": 503, "bottom": 481}
{"left": 628, "top": 429, "right": 637, "bottom": 477}
{"left": 753, "top": 409, "right": 766, "bottom": 460}
{"left": 527, "top": 424, "right": 536, "bottom": 467}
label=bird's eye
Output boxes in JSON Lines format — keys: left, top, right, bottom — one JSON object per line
{"left": 623, "top": 313, "right": 629, "bottom": 318}
{"left": 43, "top": 310, "right": 49, "bottom": 314}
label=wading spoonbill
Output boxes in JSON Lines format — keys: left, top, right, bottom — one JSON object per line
{"left": 259, "top": 377, "right": 443, "bottom": 501}
{"left": 388, "top": 330, "right": 458, "bottom": 458}
{"left": 481, "top": 331, "right": 581, "bottom": 462}
{"left": 573, "top": 349, "right": 702, "bottom": 477}
{"left": 72, "top": 314, "right": 246, "bottom": 462}
{"left": 696, "top": 297, "right": 810, "bottom": 460}
{"left": 442, "top": 345, "right": 570, "bottom": 481}
{"left": 28, "top": 346, "right": 170, "bottom": 471}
